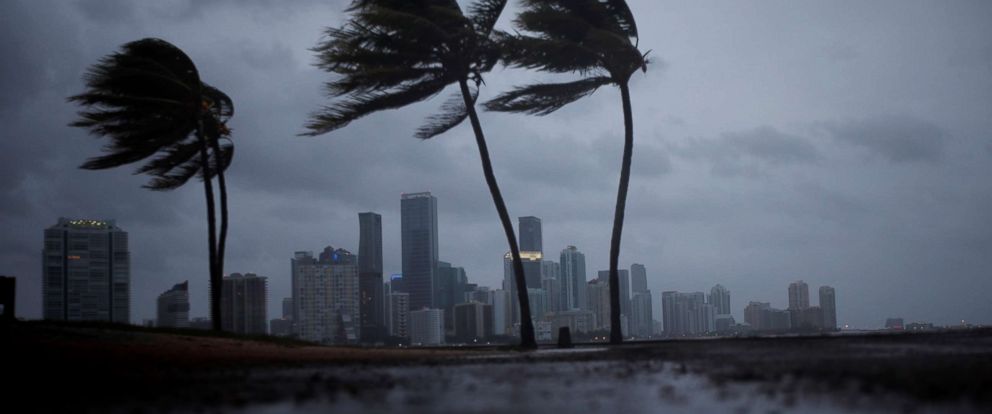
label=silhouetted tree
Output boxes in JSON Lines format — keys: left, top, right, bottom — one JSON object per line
{"left": 304, "top": 0, "right": 537, "bottom": 348}
{"left": 485, "top": 0, "right": 648, "bottom": 344}
{"left": 69, "top": 38, "right": 234, "bottom": 331}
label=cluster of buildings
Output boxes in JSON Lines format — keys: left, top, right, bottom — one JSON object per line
{"left": 33, "top": 212, "right": 842, "bottom": 345}
{"left": 274, "top": 192, "right": 658, "bottom": 346}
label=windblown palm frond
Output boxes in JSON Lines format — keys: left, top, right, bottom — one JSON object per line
{"left": 484, "top": 77, "right": 611, "bottom": 115}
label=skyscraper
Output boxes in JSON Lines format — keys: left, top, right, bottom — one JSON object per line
{"left": 661, "top": 291, "right": 714, "bottom": 337}
{"left": 410, "top": 308, "right": 444, "bottom": 345}
{"left": 437, "top": 261, "right": 468, "bottom": 332}
{"left": 292, "top": 248, "right": 361, "bottom": 344}
{"left": 559, "top": 246, "right": 587, "bottom": 311}
{"left": 819, "top": 286, "right": 837, "bottom": 330}
{"left": 156, "top": 281, "right": 189, "bottom": 328}
{"left": 503, "top": 250, "right": 543, "bottom": 325}
{"left": 708, "top": 284, "right": 731, "bottom": 316}
{"left": 788, "top": 280, "right": 810, "bottom": 310}
{"left": 630, "top": 291, "right": 653, "bottom": 337}
{"left": 358, "top": 212, "right": 384, "bottom": 342}
{"left": 401, "top": 192, "right": 439, "bottom": 310}
{"left": 598, "top": 269, "right": 630, "bottom": 316}
{"left": 490, "top": 289, "right": 512, "bottom": 336}
{"left": 388, "top": 292, "right": 410, "bottom": 338}
{"left": 586, "top": 279, "right": 611, "bottom": 331}
{"left": 43, "top": 218, "right": 130, "bottom": 323}
{"left": 221, "top": 273, "right": 267, "bottom": 335}
{"left": 454, "top": 301, "right": 493, "bottom": 343}
{"left": 630, "top": 263, "right": 647, "bottom": 293}
{"left": 518, "top": 216, "right": 542, "bottom": 252}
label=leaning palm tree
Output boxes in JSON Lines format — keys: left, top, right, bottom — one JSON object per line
{"left": 69, "top": 38, "right": 235, "bottom": 331}
{"left": 485, "top": 0, "right": 647, "bottom": 344}
{"left": 304, "top": 0, "right": 537, "bottom": 348}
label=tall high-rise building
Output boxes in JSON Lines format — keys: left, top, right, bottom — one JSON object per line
{"left": 503, "top": 250, "right": 543, "bottom": 325}
{"left": 282, "top": 297, "right": 294, "bottom": 319}
{"left": 410, "top": 308, "right": 444, "bottom": 346}
{"left": 745, "top": 301, "right": 791, "bottom": 331}
{"left": 661, "top": 291, "right": 714, "bottom": 337}
{"left": 518, "top": 216, "right": 543, "bottom": 252}
{"left": 586, "top": 279, "right": 611, "bottom": 331}
{"left": 541, "top": 277, "right": 560, "bottom": 315}
{"left": 43, "top": 218, "right": 130, "bottom": 323}
{"left": 630, "top": 263, "right": 647, "bottom": 293}
{"left": 437, "top": 261, "right": 468, "bottom": 332}
{"left": 454, "top": 301, "right": 493, "bottom": 343}
{"left": 358, "top": 212, "right": 384, "bottom": 343}
{"left": 819, "top": 286, "right": 837, "bottom": 330}
{"left": 292, "top": 248, "right": 360, "bottom": 344}
{"left": 490, "top": 289, "right": 512, "bottom": 336}
{"left": 788, "top": 280, "right": 810, "bottom": 310}
{"left": 221, "top": 273, "right": 267, "bottom": 335}
{"left": 708, "top": 284, "right": 731, "bottom": 316}
{"left": 559, "top": 246, "right": 587, "bottom": 311}
{"left": 598, "top": 269, "right": 630, "bottom": 316}
{"left": 630, "top": 291, "right": 653, "bottom": 337}
{"left": 401, "top": 192, "right": 439, "bottom": 310}
{"left": 388, "top": 292, "right": 410, "bottom": 338}
{"left": 156, "top": 281, "right": 189, "bottom": 328}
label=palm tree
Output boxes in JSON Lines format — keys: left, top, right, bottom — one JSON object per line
{"left": 304, "top": 0, "right": 537, "bottom": 348}
{"left": 485, "top": 0, "right": 647, "bottom": 344}
{"left": 68, "top": 38, "right": 235, "bottom": 331}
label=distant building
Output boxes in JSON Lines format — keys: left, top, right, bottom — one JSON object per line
{"left": 156, "top": 281, "right": 189, "bottom": 328}
{"left": 388, "top": 292, "right": 410, "bottom": 338}
{"left": 292, "top": 248, "right": 360, "bottom": 344}
{"left": 714, "top": 314, "right": 736, "bottom": 332}
{"left": 541, "top": 260, "right": 561, "bottom": 312}
{"left": 0, "top": 276, "right": 15, "bottom": 322}
{"left": 270, "top": 297, "right": 294, "bottom": 337}
{"left": 453, "top": 301, "right": 493, "bottom": 343}
{"left": 490, "top": 289, "right": 512, "bottom": 336}
{"left": 401, "top": 192, "right": 439, "bottom": 310}
{"left": 358, "top": 212, "right": 385, "bottom": 343}
{"left": 559, "top": 246, "right": 587, "bottom": 311}
{"left": 630, "top": 263, "right": 648, "bottom": 294}
{"left": 598, "top": 269, "right": 631, "bottom": 317}
{"left": 548, "top": 309, "right": 596, "bottom": 339}
{"left": 43, "top": 218, "right": 130, "bottom": 323}
{"left": 410, "top": 308, "right": 444, "bottom": 346}
{"left": 708, "top": 284, "right": 731, "bottom": 316}
{"left": 788, "top": 280, "right": 810, "bottom": 310}
{"left": 527, "top": 288, "right": 547, "bottom": 320}
{"left": 630, "top": 291, "right": 654, "bottom": 337}
{"left": 744, "top": 301, "right": 791, "bottom": 331}
{"left": 221, "top": 273, "right": 267, "bottom": 335}
{"left": 503, "top": 250, "right": 543, "bottom": 324}
{"left": 885, "top": 318, "right": 904, "bottom": 330}
{"left": 587, "top": 279, "right": 610, "bottom": 331}
{"left": 790, "top": 306, "right": 824, "bottom": 330}
{"left": 819, "top": 286, "right": 837, "bottom": 330}
{"left": 518, "top": 216, "right": 543, "bottom": 253}
{"left": 661, "top": 291, "right": 714, "bottom": 337}
{"left": 189, "top": 317, "right": 212, "bottom": 330}
{"left": 437, "top": 261, "right": 468, "bottom": 333}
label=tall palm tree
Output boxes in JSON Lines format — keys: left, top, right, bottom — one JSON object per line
{"left": 485, "top": 0, "right": 647, "bottom": 344}
{"left": 304, "top": 0, "right": 537, "bottom": 348}
{"left": 69, "top": 38, "right": 235, "bottom": 331}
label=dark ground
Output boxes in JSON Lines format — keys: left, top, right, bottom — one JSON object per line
{"left": 3, "top": 322, "right": 991, "bottom": 413}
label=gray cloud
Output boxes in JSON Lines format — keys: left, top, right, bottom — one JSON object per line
{"left": 670, "top": 126, "right": 820, "bottom": 177}
{"left": 821, "top": 115, "right": 948, "bottom": 163}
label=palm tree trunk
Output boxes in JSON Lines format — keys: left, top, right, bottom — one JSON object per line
{"left": 459, "top": 78, "right": 537, "bottom": 349}
{"left": 609, "top": 81, "right": 635, "bottom": 345}
{"left": 196, "top": 121, "right": 221, "bottom": 332}
{"left": 208, "top": 137, "right": 229, "bottom": 312}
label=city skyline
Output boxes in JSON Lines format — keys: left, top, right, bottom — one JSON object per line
{"left": 2, "top": 1, "right": 991, "bottom": 330}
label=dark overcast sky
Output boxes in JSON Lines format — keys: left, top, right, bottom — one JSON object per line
{"left": 2, "top": 0, "right": 990, "bottom": 329}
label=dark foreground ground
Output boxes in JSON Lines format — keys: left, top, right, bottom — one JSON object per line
{"left": 3, "top": 322, "right": 991, "bottom": 413}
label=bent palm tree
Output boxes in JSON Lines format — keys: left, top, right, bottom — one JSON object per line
{"left": 485, "top": 0, "right": 647, "bottom": 344}
{"left": 69, "top": 38, "right": 235, "bottom": 331}
{"left": 304, "top": 0, "right": 537, "bottom": 348}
